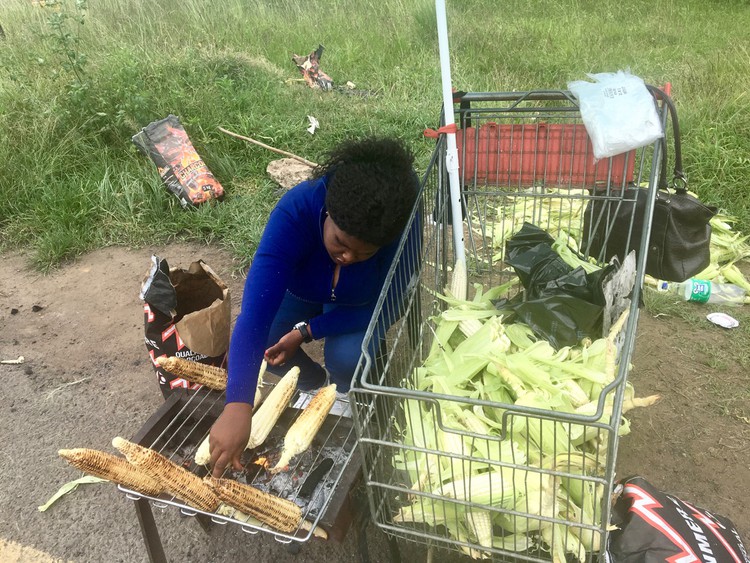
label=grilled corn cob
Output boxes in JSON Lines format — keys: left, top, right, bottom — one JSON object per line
{"left": 58, "top": 448, "right": 164, "bottom": 497}
{"left": 157, "top": 356, "right": 268, "bottom": 404}
{"left": 216, "top": 503, "right": 329, "bottom": 539}
{"left": 112, "top": 437, "right": 220, "bottom": 512}
{"left": 270, "top": 384, "right": 337, "bottom": 473}
{"left": 156, "top": 356, "right": 227, "bottom": 390}
{"left": 206, "top": 476, "right": 302, "bottom": 533}
{"left": 194, "top": 366, "right": 300, "bottom": 466}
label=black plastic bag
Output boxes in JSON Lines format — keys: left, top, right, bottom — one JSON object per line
{"left": 511, "top": 295, "right": 603, "bottom": 350}
{"left": 502, "top": 223, "right": 615, "bottom": 348}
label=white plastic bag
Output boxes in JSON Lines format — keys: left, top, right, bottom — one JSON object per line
{"left": 568, "top": 70, "right": 664, "bottom": 159}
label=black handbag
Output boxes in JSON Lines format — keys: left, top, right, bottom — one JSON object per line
{"left": 582, "top": 88, "right": 717, "bottom": 282}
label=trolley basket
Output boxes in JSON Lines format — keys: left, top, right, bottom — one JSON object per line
{"left": 349, "top": 89, "right": 669, "bottom": 562}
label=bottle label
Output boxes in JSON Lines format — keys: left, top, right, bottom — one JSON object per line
{"left": 687, "top": 279, "right": 711, "bottom": 303}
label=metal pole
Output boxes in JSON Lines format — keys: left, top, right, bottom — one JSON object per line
{"left": 435, "top": 0, "right": 466, "bottom": 271}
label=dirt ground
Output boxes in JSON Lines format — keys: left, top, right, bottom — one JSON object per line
{"left": 0, "top": 244, "right": 747, "bottom": 563}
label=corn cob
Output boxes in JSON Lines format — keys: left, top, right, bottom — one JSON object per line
{"left": 245, "top": 365, "right": 299, "bottom": 448}
{"left": 205, "top": 476, "right": 302, "bottom": 533}
{"left": 270, "top": 384, "right": 337, "bottom": 473}
{"left": 216, "top": 503, "right": 329, "bottom": 539}
{"left": 194, "top": 366, "right": 300, "bottom": 466}
{"left": 58, "top": 448, "right": 164, "bottom": 497}
{"left": 156, "top": 356, "right": 227, "bottom": 390}
{"left": 112, "top": 437, "right": 220, "bottom": 512}
{"left": 448, "top": 257, "right": 468, "bottom": 301}
{"left": 252, "top": 359, "right": 269, "bottom": 406}
{"left": 465, "top": 509, "right": 493, "bottom": 556}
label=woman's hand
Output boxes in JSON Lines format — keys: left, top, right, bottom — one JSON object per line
{"left": 264, "top": 329, "right": 305, "bottom": 366}
{"left": 209, "top": 402, "right": 253, "bottom": 477}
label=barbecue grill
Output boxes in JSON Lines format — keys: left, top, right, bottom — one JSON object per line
{"left": 117, "top": 385, "right": 377, "bottom": 562}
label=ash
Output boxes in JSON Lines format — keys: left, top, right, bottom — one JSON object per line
{"left": 236, "top": 441, "right": 352, "bottom": 518}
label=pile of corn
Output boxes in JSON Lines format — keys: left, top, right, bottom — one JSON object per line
{"left": 393, "top": 190, "right": 750, "bottom": 558}
{"left": 390, "top": 266, "right": 659, "bottom": 561}
{"left": 482, "top": 187, "right": 750, "bottom": 294}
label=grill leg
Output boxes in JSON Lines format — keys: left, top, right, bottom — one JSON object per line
{"left": 355, "top": 521, "right": 370, "bottom": 563}
{"left": 195, "top": 513, "right": 213, "bottom": 534}
{"left": 133, "top": 498, "right": 168, "bottom": 563}
{"left": 387, "top": 535, "right": 402, "bottom": 563}
{"left": 285, "top": 542, "right": 302, "bottom": 555}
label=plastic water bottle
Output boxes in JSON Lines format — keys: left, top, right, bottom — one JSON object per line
{"left": 657, "top": 278, "right": 746, "bottom": 305}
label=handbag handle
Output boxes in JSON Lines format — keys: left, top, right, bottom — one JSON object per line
{"left": 647, "top": 85, "right": 688, "bottom": 193}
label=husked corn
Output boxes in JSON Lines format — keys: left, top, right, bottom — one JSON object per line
{"left": 156, "top": 356, "right": 227, "bottom": 390}
{"left": 193, "top": 361, "right": 289, "bottom": 466}
{"left": 59, "top": 448, "right": 164, "bottom": 497}
{"left": 270, "top": 384, "right": 337, "bottom": 473}
{"left": 245, "top": 366, "right": 299, "bottom": 450}
{"left": 206, "top": 476, "right": 302, "bottom": 533}
{"left": 112, "top": 437, "right": 219, "bottom": 512}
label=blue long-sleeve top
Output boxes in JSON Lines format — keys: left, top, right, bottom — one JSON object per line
{"left": 225, "top": 174, "right": 417, "bottom": 404}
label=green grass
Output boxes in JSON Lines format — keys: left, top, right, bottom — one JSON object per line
{"left": 0, "top": 0, "right": 749, "bottom": 271}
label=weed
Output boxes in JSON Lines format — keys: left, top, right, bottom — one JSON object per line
{"left": 41, "top": 0, "right": 89, "bottom": 97}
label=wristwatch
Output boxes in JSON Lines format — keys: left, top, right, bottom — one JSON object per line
{"left": 293, "top": 321, "right": 313, "bottom": 343}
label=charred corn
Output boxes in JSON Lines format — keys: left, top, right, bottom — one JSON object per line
{"left": 193, "top": 361, "right": 288, "bottom": 466}
{"left": 112, "top": 437, "right": 220, "bottom": 512}
{"left": 206, "top": 476, "right": 302, "bottom": 533}
{"left": 59, "top": 448, "right": 164, "bottom": 497}
{"left": 215, "top": 503, "right": 328, "bottom": 539}
{"left": 270, "top": 384, "right": 337, "bottom": 473}
{"left": 156, "top": 356, "right": 227, "bottom": 390}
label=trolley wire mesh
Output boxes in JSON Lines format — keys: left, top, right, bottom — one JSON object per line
{"left": 350, "top": 90, "right": 668, "bottom": 561}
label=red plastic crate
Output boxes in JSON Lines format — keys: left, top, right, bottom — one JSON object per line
{"left": 457, "top": 122, "right": 635, "bottom": 187}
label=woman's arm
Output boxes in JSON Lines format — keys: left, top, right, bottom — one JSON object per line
{"left": 210, "top": 189, "right": 318, "bottom": 476}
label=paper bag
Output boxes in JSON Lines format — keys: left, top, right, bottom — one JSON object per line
{"left": 140, "top": 255, "right": 231, "bottom": 398}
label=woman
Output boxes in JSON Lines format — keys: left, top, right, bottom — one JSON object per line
{"left": 209, "top": 136, "right": 420, "bottom": 476}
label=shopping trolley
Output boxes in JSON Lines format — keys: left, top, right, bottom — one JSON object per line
{"left": 349, "top": 89, "right": 670, "bottom": 562}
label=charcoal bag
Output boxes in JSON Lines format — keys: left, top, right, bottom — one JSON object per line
{"left": 132, "top": 115, "right": 224, "bottom": 208}
{"left": 140, "top": 256, "right": 231, "bottom": 398}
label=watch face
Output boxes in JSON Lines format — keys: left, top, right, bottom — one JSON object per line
{"left": 295, "top": 322, "right": 311, "bottom": 342}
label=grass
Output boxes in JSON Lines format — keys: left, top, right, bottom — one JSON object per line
{"left": 0, "top": 0, "right": 749, "bottom": 271}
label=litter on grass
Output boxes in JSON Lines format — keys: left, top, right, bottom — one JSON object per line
{"left": 132, "top": 115, "right": 225, "bottom": 208}
{"left": 292, "top": 44, "right": 333, "bottom": 91}
{"left": 706, "top": 312, "right": 739, "bottom": 329}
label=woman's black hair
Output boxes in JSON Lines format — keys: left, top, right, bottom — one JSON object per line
{"left": 314, "top": 137, "right": 418, "bottom": 247}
